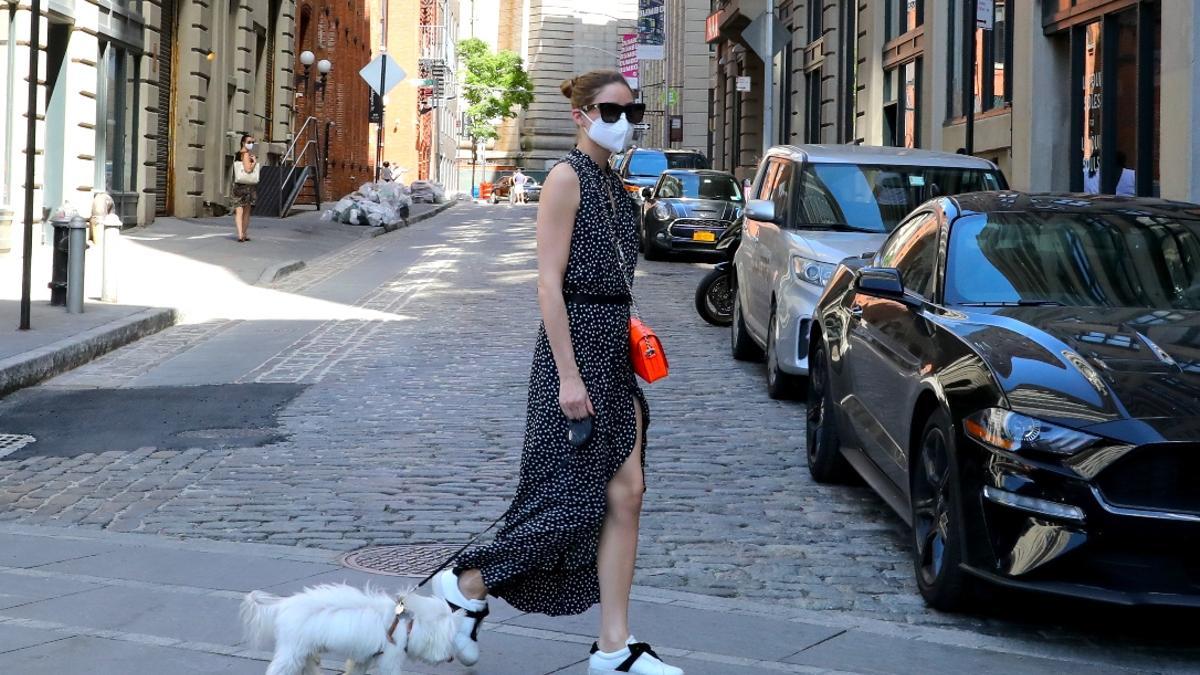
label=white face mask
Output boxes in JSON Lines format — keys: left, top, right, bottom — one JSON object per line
{"left": 246, "top": 142, "right": 255, "bottom": 151}
{"left": 583, "top": 112, "right": 633, "bottom": 154}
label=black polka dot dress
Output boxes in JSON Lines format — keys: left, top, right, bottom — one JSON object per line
{"left": 455, "top": 148, "right": 649, "bottom": 617}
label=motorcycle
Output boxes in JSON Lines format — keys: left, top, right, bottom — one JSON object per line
{"left": 694, "top": 219, "right": 741, "bottom": 326}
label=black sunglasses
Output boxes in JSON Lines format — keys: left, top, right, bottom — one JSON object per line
{"left": 581, "top": 102, "right": 646, "bottom": 124}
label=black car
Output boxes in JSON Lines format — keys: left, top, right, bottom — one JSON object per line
{"left": 618, "top": 148, "right": 709, "bottom": 205}
{"left": 807, "top": 192, "right": 1200, "bottom": 611}
{"left": 639, "top": 170, "right": 743, "bottom": 260}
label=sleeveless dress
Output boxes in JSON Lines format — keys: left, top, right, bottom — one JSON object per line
{"left": 454, "top": 148, "right": 650, "bottom": 617}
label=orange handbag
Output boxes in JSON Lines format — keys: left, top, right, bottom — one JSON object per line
{"left": 630, "top": 316, "right": 668, "bottom": 383}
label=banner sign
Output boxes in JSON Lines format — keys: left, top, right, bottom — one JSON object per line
{"left": 619, "top": 33, "right": 639, "bottom": 90}
{"left": 976, "top": 0, "right": 994, "bottom": 30}
{"left": 637, "top": 0, "right": 665, "bottom": 61}
{"left": 706, "top": 10, "right": 724, "bottom": 43}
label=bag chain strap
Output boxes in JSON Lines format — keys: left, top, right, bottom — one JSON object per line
{"left": 601, "top": 176, "right": 641, "bottom": 319}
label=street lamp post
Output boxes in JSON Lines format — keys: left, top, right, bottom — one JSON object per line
{"left": 18, "top": 0, "right": 43, "bottom": 330}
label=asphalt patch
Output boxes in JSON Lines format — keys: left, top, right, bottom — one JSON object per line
{"left": 0, "top": 383, "right": 306, "bottom": 459}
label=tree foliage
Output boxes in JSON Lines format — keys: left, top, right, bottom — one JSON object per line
{"left": 457, "top": 38, "right": 534, "bottom": 144}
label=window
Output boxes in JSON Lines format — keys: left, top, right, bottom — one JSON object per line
{"left": 805, "top": 72, "right": 821, "bottom": 143}
{"left": 878, "top": 211, "right": 938, "bottom": 298}
{"left": 837, "top": 0, "right": 859, "bottom": 143}
{"left": 808, "top": 0, "right": 823, "bottom": 43}
{"left": 98, "top": 43, "right": 140, "bottom": 195}
{"left": 1070, "top": 5, "right": 1160, "bottom": 197}
{"left": 884, "top": 59, "right": 921, "bottom": 148}
{"left": 947, "top": 0, "right": 1012, "bottom": 118}
{"left": 885, "top": 0, "right": 922, "bottom": 42}
{"left": 771, "top": 160, "right": 796, "bottom": 226}
{"left": 657, "top": 175, "right": 682, "bottom": 198}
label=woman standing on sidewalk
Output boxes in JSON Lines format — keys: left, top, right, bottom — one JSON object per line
{"left": 432, "top": 70, "right": 680, "bottom": 675}
{"left": 232, "top": 134, "right": 261, "bottom": 242}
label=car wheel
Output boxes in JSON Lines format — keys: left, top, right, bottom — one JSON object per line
{"left": 766, "top": 310, "right": 803, "bottom": 400}
{"left": 730, "top": 290, "right": 764, "bottom": 362}
{"left": 910, "top": 409, "right": 975, "bottom": 612}
{"left": 805, "top": 341, "right": 854, "bottom": 484}
{"left": 642, "top": 226, "right": 666, "bottom": 261}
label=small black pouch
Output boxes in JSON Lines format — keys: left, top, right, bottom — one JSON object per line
{"left": 568, "top": 416, "right": 594, "bottom": 448}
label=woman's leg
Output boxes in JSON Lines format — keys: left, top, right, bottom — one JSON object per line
{"left": 596, "top": 399, "right": 645, "bottom": 652}
{"left": 235, "top": 207, "right": 246, "bottom": 240}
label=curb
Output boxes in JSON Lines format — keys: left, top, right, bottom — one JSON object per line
{"left": 0, "top": 307, "right": 176, "bottom": 398}
{"left": 255, "top": 259, "right": 306, "bottom": 285}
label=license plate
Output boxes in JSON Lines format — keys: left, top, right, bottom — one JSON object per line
{"left": 693, "top": 231, "right": 717, "bottom": 242}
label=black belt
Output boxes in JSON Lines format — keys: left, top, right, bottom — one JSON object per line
{"left": 563, "top": 292, "right": 632, "bottom": 305}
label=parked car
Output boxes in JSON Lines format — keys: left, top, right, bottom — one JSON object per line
{"left": 618, "top": 148, "right": 709, "bottom": 205}
{"left": 732, "top": 144, "right": 1006, "bottom": 399}
{"left": 490, "top": 174, "right": 541, "bottom": 203}
{"left": 638, "top": 170, "right": 743, "bottom": 261}
{"left": 807, "top": 192, "right": 1200, "bottom": 611}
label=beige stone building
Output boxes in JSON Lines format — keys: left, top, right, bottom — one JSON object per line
{"left": 641, "top": 0, "right": 709, "bottom": 153}
{"left": 0, "top": 0, "right": 297, "bottom": 259}
{"left": 708, "top": 0, "right": 1200, "bottom": 202}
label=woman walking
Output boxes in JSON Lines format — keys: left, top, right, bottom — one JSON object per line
{"left": 232, "top": 133, "right": 261, "bottom": 242}
{"left": 431, "top": 70, "right": 680, "bottom": 675}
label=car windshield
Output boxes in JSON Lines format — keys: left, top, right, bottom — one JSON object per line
{"left": 796, "top": 163, "right": 1004, "bottom": 232}
{"left": 945, "top": 211, "right": 1200, "bottom": 310}
{"left": 662, "top": 174, "right": 742, "bottom": 201}
{"left": 628, "top": 152, "right": 707, "bottom": 176}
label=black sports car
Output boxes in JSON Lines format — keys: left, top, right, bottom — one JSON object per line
{"left": 807, "top": 192, "right": 1200, "bottom": 611}
{"left": 639, "top": 170, "right": 743, "bottom": 261}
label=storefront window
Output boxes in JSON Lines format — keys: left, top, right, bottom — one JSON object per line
{"left": 99, "top": 43, "right": 140, "bottom": 197}
{"left": 1072, "top": 5, "right": 1158, "bottom": 197}
{"left": 947, "top": 0, "right": 1011, "bottom": 119}
{"left": 884, "top": 59, "right": 921, "bottom": 148}
{"left": 886, "top": 0, "right": 922, "bottom": 42}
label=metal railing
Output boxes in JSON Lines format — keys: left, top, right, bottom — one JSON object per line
{"left": 281, "top": 116, "right": 324, "bottom": 213}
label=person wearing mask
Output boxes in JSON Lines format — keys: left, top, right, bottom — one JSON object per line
{"left": 232, "top": 134, "right": 261, "bottom": 242}
{"left": 431, "top": 69, "right": 681, "bottom": 675}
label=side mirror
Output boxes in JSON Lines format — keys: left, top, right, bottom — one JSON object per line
{"left": 640, "top": 187, "right": 653, "bottom": 200}
{"left": 856, "top": 267, "right": 905, "bottom": 298}
{"left": 745, "top": 199, "right": 776, "bottom": 224}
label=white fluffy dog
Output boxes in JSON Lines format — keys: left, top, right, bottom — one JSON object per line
{"left": 241, "top": 583, "right": 462, "bottom": 675}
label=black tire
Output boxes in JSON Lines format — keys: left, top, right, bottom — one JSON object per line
{"left": 766, "top": 310, "right": 803, "bottom": 400}
{"left": 806, "top": 341, "right": 854, "bottom": 483}
{"left": 730, "top": 290, "right": 764, "bottom": 361}
{"left": 643, "top": 239, "right": 667, "bottom": 261}
{"left": 695, "top": 268, "right": 734, "bottom": 327}
{"left": 910, "top": 409, "right": 975, "bottom": 612}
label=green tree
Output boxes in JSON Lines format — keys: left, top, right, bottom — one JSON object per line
{"left": 457, "top": 38, "right": 534, "bottom": 145}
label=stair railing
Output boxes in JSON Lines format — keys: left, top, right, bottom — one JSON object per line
{"left": 281, "top": 116, "right": 324, "bottom": 214}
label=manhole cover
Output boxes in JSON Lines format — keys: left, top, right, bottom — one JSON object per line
{"left": 0, "top": 434, "right": 36, "bottom": 460}
{"left": 340, "top": 545, "right": 463, "bottom": 576}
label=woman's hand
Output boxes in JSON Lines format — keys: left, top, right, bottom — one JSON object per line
{"left": 559, "top": 373, "right": 595, "bottom": 420}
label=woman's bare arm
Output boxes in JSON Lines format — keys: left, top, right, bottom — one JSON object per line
{"left": 536, "top": 163, "right": 594, "bottom": 420}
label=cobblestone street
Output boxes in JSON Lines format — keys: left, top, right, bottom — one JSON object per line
{"left": 1, "top": 204, "right": 1196, "bottom": 670}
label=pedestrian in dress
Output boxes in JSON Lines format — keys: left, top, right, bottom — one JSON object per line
{"left": 232, "top": 134, "right": 261, "bottom": 242}
{"left": 430, "top": 69, "right": 680, "bottom": 675}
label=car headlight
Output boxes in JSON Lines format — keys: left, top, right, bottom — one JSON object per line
{"left": 964, "top": 408, "right": 1109, "bottom": 457}
{"left": 791, "top": 256, "right": 835, "bottom": 286}
{"left": 652, "top": 202, "right": 672, "bottom": 220}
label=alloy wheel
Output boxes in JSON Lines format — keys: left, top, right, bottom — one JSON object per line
{"left": 912, "top": 427, "right": 952, "bottom": 587}
{"left": 704, "top": 275, "right": 733, "bottom": 323}
{"left": 806, "top": 354, "right": 826, "bottom": 464}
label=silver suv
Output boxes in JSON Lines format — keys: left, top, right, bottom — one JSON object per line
{"left": 731, "top": 145, "right": 1006, "bottom": 398}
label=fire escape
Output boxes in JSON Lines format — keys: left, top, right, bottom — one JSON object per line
{"left": 417, "top": 0, "right": 449, "bottom": 181}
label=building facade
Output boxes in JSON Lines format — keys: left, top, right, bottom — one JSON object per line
{"left": 293, "top": 0, "right": 374, "bottom": 200}
{"left": 372, "top": 0, "right": 458, "bottom": 188}
{"left": 641, "top": 0, "right": 710, "bottom": 153}
{"left": 707, "top": 0, "right": 1198, "bottom": 202}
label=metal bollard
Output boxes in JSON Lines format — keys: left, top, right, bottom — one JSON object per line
{"left": 101, "top": 213, "right": 122, "bottom": 303}
{"left": 47, "top": 212, "right": 71, "bottom": 307}
{"left": 66, "top": 214, "right": 88, "bottom": 313}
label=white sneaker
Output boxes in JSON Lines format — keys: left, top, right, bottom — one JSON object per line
{"left": 587, "top": 639, "right": 683, "bottom": 675}
{"left": 430, "top": 570, "right": 488, "bottom": 666}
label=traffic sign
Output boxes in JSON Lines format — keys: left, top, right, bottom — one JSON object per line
{"left": 359, "top": 54, "right": 405, "bottom": 96}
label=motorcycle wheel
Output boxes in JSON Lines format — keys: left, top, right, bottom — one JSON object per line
{"left": 695, "top": 268, "right": 734, "bottom": 327}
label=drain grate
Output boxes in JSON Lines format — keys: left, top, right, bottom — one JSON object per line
{"left": 340, "top": 545, "right": 463, "bottom": 577}
{"left": 0, "top": 434, "right": 36, "bottom": 460}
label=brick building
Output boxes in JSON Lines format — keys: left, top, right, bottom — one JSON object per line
{"left": 294, "top": 0, "right": 374, "bottom": 200}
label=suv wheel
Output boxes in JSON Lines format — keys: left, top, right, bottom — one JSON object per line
{"left": 731, "top": 291, "right": 763, "bottom": 362}
{"left": 766, "top": 310, "right": 803, "bottom": 400}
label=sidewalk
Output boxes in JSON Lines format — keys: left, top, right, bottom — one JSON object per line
{"left": 0, "top": 201, "right": 453, "bottom": 397}
{"left": 0, "top": 525, "right": 1181, "bottom": 675}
